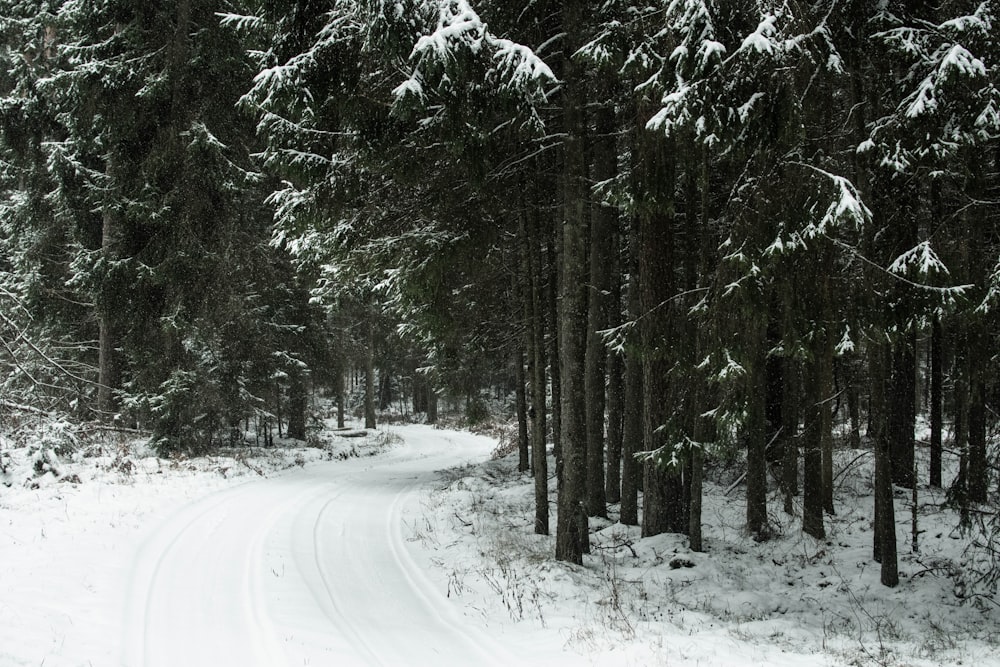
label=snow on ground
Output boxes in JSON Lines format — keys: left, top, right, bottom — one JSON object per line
{"left": 0, "top": 415, "right": 998, "bottom": 666}
{"left": 413, "top": 435, "right": 1000, "bottom": 667}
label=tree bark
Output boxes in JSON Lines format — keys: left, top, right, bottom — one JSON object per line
{"left": 871, "top": 341, "right": 899, "bottom": 586}
{"left": 746, "top": 318, "right": 769, "bottom": 540}
{"left": 619, "top": 278, "right": 643, "bottom": 527}
{"left": 888, "top": 329, "right": 916, "bottom": 489}
{"left": 286, "top": 365, "right": 307, "bottom": 441}
{"left": 782, "top": 355, "right": 799, "bottom": 515}
{"left": 844, "top": 356, "right": 862, "bottom": 451}
{"left": 515, "top": 346, "right": 529, "bottom": 473}
{"left": 555, "top": 0, "right": 589, "bottom": 564}
{"left": 638, "top": 128, "right": 683, "bottom": 538}
{"left": 547, "top": 234, "right": 562, "bottom": 470}
{"left": 802, "top": 356, "right": 825, "bottom": 540}
{"left": 929, "top": 316, "right": 942, "bottom": 488}
{"left": 526, "top": 209, "right": 549, "bottom": 535}
{"left": 584, "top": 99, "right": 616, "bottom": 519}
{"left": 427, "top": 388, "right": 438, "bottom": 424}
{"left": 364, "top": 319, "right": 377, "bottom": 430}
{"left": 968, "top": 324, "right": 988, "bottom": 504}
{"left": 97, "top": 208, "right": 122, "bottom": 419}
{"left": 819, "top": 282, "right": 836, "bottom": 517}
{"left": 605, "top": 241, "right": 624, "bottom": 505}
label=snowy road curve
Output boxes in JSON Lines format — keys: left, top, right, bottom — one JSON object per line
{"left": 122, "top": 425, "right": 511, "bottom": 667}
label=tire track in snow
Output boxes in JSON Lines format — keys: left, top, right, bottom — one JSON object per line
{"left": 123, "top": 479, "right": 318, "bottom": 667}
{"left": 122, "top": 427, "right": 514, "bottom": 667}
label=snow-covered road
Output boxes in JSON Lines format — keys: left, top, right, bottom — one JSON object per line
{"left": 122, "top": 425, "right": 512, "bottom": 667}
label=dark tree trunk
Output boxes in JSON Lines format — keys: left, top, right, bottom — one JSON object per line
{"left": 555, "top": 0, "right": 589, "bottom": 564}
{"left": 515, "top": 347, "right": 530, "bottom": 473}
{"left": 966, "top": 162, "right": 989, "bottom": 505}
{"left": 819, "top": 288, "right": 836, "bottom": 517}
{"left": 286, "top": 366, "right": 307, "bottom": 441}
{"left": 746, "top": 321, "right": 769, "bottom": 540}
{"left": 844, "top": 356, "right": 862, "bottom": 451}
{"left": 688, "top": 432, "right": 704, "bottom": 552}
{"left": 638, "top": 128, "right": 683, "bottom": 538}
{"left": 782, "top": 356, "right": 800, "bottom": 515}
{"left": 605, "top": 244, "right": 624, "bottom": 505}
{"left": 515, "top": 199, "right": 533, "bottom": 478}
{"left": 888, "top": 330, "right": 916, "bottom": 489}
{"left": 427, "top": 389, "right": 438, "bottom": 424}
{"left": 526, "top": 210, "right": 550, "bottom": 535}
{"left": 802, "top": 356, "right": 826, "bottom": 540}
{"left": 584, "top": 99, "right": 616, "bottom": 519}
{"left": 952, "top": 323, "right": 971, "bottom": 525}
{"left": 547, "top": 235, "right": 562, "bottom": 470}
{"left": 412, "top": 373, "right": 427, "bottom": 414}
{"left": 365, "top": 321, "right": 377, "bottom": 430}
{"left": 764, "top": 317, "right": 783, "bottom": 461}
{"left": 929, "top": 316, "right": 942, "bottom": 487}
{"left": 97, "top": 208, "right": 122, "bottom": 418}
{"left": 336, "top": 367, "right": 346, "bottom": 429}
{"left": 968, "top": 325, "right": 988, "bottom": 504}
{"left": 619, "top": 207, "right": 643, "bottom": 526}
{"left": 871, "top": 342, "right": 899, "bottom": 586}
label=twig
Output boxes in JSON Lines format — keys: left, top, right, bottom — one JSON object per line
{"left": 834, "top": 451, "right": 872, "bottom": 484}
{"left": 235, "top": 451, "right": 265, "bottom": 477}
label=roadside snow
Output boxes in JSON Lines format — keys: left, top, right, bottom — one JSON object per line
{"left": 414, "top": 441, "right": 1000, "bottom": 667}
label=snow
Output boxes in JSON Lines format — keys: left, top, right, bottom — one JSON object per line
{"left": 739, "top": 15, "right": 778, "bottom": 56}
{"left": 888, "top": 240, "right": 950, "bottom": 278}
{"left": 392, "top": 75, "right": 425, "bottom": 104}
{"left": 411, "top": 0, "right": 486, "bottom": 60}
{"left": 698, "top": 40, "right": 726, "bottom": 70}
{"left": 2, "top": 418, "right": 999, "bottom": 666}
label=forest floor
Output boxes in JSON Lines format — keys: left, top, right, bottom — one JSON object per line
{"left": 0, "top": 413, "right": 998, "bottom": 666}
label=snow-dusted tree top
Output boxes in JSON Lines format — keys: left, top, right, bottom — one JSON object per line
{"left": 393, "top": 0, "right": 555, "bottom": 109}
{"left": 872, "top": 2, "right": 998, "bottom": 171}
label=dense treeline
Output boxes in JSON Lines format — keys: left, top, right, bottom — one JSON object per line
{"left": 1, "top": 1, "right": 998, "bottom": 586}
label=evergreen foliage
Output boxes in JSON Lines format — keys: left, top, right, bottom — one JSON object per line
{"left": 1, "top": 0, "right": 998, "bottom": 586}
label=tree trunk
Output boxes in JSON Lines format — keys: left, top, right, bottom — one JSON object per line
{"left": 819, "top": 288, "right": 836, "bottom": 517}
{"left": 871, "top": 341, "right": 899, "bottom": 586}
{"left": 605, "top": 245, "right": 624, "bottom": 505}
{"left": 929, "top": 316, "right": 942, "bottom": 487}
{"left": 526, "top": 210, "right": 549, "bottom": 535}
{"left": 547, "top": 234, "right": 562, "bottom": 470}
{"left": 427, "top": 389, "right": 438, "bottom": 424}
{"left": 968, "top": 324, "right": 988, "bottom": 504}
{"left": 378, "top": 365, "right": 392, "bottom": 411}
{"left": 802, "top": 356, "right": 825, "bottom": 540}
{"left": 746, "top": 319, "right": 769, "bottom": 540}
{"left": 688, "top": 432, "right": 704, "bottom": 552}
{"left": 845, "top": 356, "right": 862, "bottom": 451}
{"left": 584, "top": 99, "right": 616, "bottom": 519}
{"left": 365, "top": 320, "right": 377, "bottom": 430}
{"left": 782, "top": 355, "right": 800, "bottom": 515}
{"left": 286, "top": 365, "right": 308, "bottom": 441}
{"left": 97, "top": 208, "right": 122, "bottom": 419}
{"left": 888, "top": 330, "right": 916, "bottom": 489}
{"left": 515, "top": 346, "right": 530, "bottom": 473}
{"left": 619, "top": 204, "right": 643, "bottom": 526}
{"left": 555, "top": 0, "right": 589, "bottom": 564}
{"left": 638, "top": 128, "right": 683, "bottom": 538}
{"left": 515, "top": 230, "right": 530, "bottom": 472}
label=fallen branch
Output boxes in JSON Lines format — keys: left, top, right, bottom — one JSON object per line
{"left": 335, "top": 429, "right": 369, "bottom": 438}
{"left": 0, "top": 399, "right": 50, "bottom": 416}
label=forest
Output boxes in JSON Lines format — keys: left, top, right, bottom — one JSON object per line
{"left": 1, "top": 0, "right": 999, "bottom": 600}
